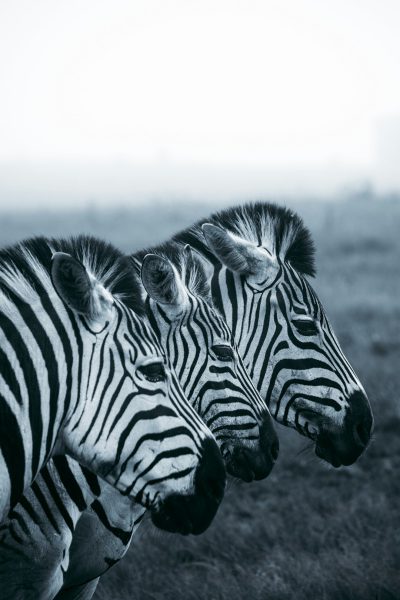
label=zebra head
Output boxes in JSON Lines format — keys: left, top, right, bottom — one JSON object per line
{"left": 185, "top": 202, "right": 374, "bottom": 468}
{"left": 138, "top": 243, "right": 279, "bottom": 482}
{"left": 50, "top": 244, "right": 225, "bottom": 535}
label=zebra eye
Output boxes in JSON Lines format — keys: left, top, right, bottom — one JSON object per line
{"left": 212, "top": 344, "right": 234, "bottom": 361}
{"left": 137, "top": 362, "right": 166, "bottom": 383}
{"left": 292, "top": 318, "right": 319, "bottom": 336}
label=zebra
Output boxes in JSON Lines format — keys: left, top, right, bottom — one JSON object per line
{"left": 56, "top": 204, "right": 376, "bottom": 598}
{"left": 136, "top": 243, "right": 278, "bottom": 480}
{"left": 0, "top": 241, "right": 278, "bottom": 600}
{"left": 44, "top": 203, "right": 373, "bottom": 600}
{"left": 172, "top": 201, "right": 374, "bottom": 467}
{"left": 0, "top": 234, "right": 226, "bottom": 541}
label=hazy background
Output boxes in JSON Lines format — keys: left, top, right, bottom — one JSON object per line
{"left": 1, "top": 0, "right": 400, "bottom": 208}
{"left": 0, "top": 1, "right": 399, "bottom": 599}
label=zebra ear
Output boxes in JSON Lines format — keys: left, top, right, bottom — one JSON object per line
{"left": 51, "top": 252, "right": 114, "bottom": 322}
{"left": 141, "top": 254, "right": 186, "bottom": 306}
{"left": 202, "top": 223, "right": 267, "bottom": 275}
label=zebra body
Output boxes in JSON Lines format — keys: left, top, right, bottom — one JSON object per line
{"left": 0, "top": 236, "right": 228, "bottom": 598}
{"left": 0, "top": 457, "right": 112, "bottom": 600}
{"left": 2, "top": 201, "right": 374, "bottom": 600}
{"left": 0, "top": 241, "right": 275, "bottom": 599}
{"left": 53, "top": 204, "right": 374, "bottom": 600}
{"left": 0, "top": 454, "right": 146, "bottom": 600}
{"left": 48, "top": 203, "right": 373, "bottom": 600}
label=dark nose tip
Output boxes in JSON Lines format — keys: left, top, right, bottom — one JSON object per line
{"left": 195, "top": 438, "right": 226, "bottom": 504}
{"left": 353, "top": 419, "right": 371, "bottom": 447}
{"left": 347, "top": 390, "right": 373, "bottom": 448}
{"left": 270, "top": 438, "right": 280, "bottom": 462}
{"left": 260, "top": 415, "right": 280, "bottom": 464}
{"left": 225, "top": 414, "right": 279, "bottom": 482}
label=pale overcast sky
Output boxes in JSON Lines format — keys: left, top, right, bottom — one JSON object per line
{"left": 0, "top": 0, "right": 399, "bottom": 203}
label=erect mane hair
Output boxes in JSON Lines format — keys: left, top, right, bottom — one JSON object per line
{"left": 0, "top": 235, "right": 144, "bottom": 314}
{"left": 173, "top": 201, "right": 316, "bottom": 277}
{"left": 132, "top": 241, "right": 211, "bottom": 304}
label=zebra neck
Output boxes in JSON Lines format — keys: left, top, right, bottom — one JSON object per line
{"left": 51, "top": 321, "right": 117, "bottom": 465}
{"left": 0, "top": 298, "right": 89, "bottom": 519}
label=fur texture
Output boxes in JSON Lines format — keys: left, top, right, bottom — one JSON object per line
{"left": 133, "top": 241, "right": 212, "bottom": 303}
{"left": 173, "top": 202, "right": 316, "bottom": 277}
{"left": 0, "top": 235, "right": 144, "bottom": 314}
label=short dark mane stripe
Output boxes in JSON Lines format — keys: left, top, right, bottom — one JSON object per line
{"left": 0, "top": 235, "right": 144, "bottom": 314}
{"left": 173, "top": 202, "right": 316, "bottom": 277}
{"left": 132, "top": 241, "right": 211, "bottom": 303}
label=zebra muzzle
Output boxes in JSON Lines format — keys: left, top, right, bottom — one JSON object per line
{"left": 222, "top": 416, "right": 279, "bottom": 482}
{"left": 315, "top": 390, "right": 373, "bottom": 467}
{"left": 150, "top": 438, "right": 226, "bottom": 535}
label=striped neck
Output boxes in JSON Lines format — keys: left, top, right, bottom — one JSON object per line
{"left": 0, "top": 287, "right": 101, "bottom": 519}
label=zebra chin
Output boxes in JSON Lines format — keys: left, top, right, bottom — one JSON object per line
{"left": 150, "top": 438, "right": 226, "bottom": 535}
{"left": 222, "top": 417, "right": 280, "bottom": 482}
{"left": 315, "top": 390, "right": 374, "bottom": 468}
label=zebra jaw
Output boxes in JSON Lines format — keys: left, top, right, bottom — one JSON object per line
{"left": 220, "top": 443, "right": 257, "bottom": 483}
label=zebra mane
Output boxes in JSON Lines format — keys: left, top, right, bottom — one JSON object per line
{"left": 173, "top": 201, "right": 316, "bottom": 277}
{"left": 0, "top": 235, "right": 144, "bottom": 314}
{"left": 133, "top": 241, "right": 211, "bottom": 304}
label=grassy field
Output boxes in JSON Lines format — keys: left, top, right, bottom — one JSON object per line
{"left": 1, "top": 196, "right": 399, "bottom": 599}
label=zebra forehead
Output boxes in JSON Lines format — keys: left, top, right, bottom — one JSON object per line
{"left": 173, "top": 201, "right": 316, "bottom": 278}
{"left": 133, "top": 241, "right": 212, "bottom": 305}
{"left": 0, "top": 235, "right": 145, "bottom": 314}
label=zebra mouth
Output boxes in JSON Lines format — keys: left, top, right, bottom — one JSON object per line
{"left": 151, "top": 438, "right": 225, "bottom": 535}
{"left": 221, "top": 444, "right": 255, "bottom": 482}
{"left": 315, "top": 390, "right": 373, "bottom": 468}
{"left": 150, "top": 498, "right": 194, "bottom": 534}
{"left": 222, "top": 442, "right": 277, "bottom": 482}
{"left": 227, "top": 460, "right": 255, "bottom": 482}
{"left": 315, "top": 435, "right": 361, "bottom": 468}
{"left": 150, "top": 492, "right": 221, "bottom": 535}
{"left": 315, "top": 443, "right": 343, "bottom": 468}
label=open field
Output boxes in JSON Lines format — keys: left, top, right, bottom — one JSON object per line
{"left": 1, "top": 196, "right": 399, "bottom": 599}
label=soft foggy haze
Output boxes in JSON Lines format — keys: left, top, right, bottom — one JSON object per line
{"left": 1, "top": 0, "right": 399, "bottom": 208}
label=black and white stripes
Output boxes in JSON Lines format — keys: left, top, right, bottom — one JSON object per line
{"left": 0, "top": 203, "right": 374, "bottom": 600}
{"left": 175, "top": 201, "right": 373, "bottom": 467}
{"left": 0, "top": 235, "right": 224, "bottom": 526}
{"left": 0, "top": 241, "right": 278, "bottom": 599}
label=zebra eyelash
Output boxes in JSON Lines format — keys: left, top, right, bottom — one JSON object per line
{"left": 211, "top": 344, "right": 235, "bottom": 361}
{"left": 291, "top": 317, "right": 319, "bottom": 336}
{"left": 136, "top": 362, "right": 167, "bottom": 383}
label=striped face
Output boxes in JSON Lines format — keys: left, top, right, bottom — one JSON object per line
{"left": 52, "top": 253, "right": 225, "bottom": 535}
{"left": 202, "top": 225, "right": 373, "bottom": 468}
{"left": 141, "top": 251, "right": 279, "bottom": 482}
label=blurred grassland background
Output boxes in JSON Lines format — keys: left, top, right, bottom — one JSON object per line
{"left": 2, "top": 1, "right": 400, "bottom": 598}
{"left": 1, "top": 195, "right": 399, "bottom": 600}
